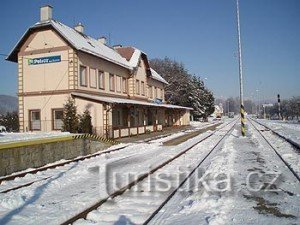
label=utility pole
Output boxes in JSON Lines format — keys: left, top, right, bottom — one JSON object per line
{"left": 236, "top": 0, "right": 246, "bottom": 136}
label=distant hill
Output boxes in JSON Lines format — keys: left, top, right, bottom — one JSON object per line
{"left": 0, "top": 95, "right": 18, "bottom": 115}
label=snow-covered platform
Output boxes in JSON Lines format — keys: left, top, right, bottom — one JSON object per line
{"left": 0, "top": 132, "right": 72, "bottom": 144}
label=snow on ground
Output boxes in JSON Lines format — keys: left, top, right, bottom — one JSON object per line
{"left": 257, "top": 119, "right": 300, "bottom": 147}
{"left": 149, "top": 120, "right": 222, "bottom": 144}
{"left": 0, "top": 121, "right": 235, "bottom": 225}
{"left": 149, "top": 123, "right": 300, "bottom": 225}
{"left": 72, "top": 120, "right": 235, "bottom": 225}
{"left": 0, "top": 132, "right": 71, "bottom": 143}
{"left": 1, "top": 118, "right": 298, "bottom": 225}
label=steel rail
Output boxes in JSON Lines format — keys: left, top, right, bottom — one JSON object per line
{"left": 143, "top": 120, "right": 237, "bottom": 224}
{"left": 60, "top": 119, "right": 238, "bottom": 225}
{"left": 248, "top": 118, "right": 300, "bottom": 182}
{"left": 0, "top": 145, "right": 128, "bottom": 186}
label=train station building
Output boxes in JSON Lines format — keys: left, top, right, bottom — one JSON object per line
{"left": 7, "top": 5, "right": 191, "bottom": 138}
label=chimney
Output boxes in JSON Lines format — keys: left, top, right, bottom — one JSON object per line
{"left": 97, "top": 37, "right": 107, "bottom": 45}
{"left": 113, "top": 44, "right": 122, "bottom": 49}
{"left": 75, "top": 23, "right": 84, "bottom": 33}
{"left": 40, "top": 5, "right": 53, "bottom": 22}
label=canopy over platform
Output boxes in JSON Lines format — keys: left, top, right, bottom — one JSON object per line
{"left": 71, "top": 92, "right": 193, "bottom": 110}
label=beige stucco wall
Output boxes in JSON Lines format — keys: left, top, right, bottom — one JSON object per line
{"left": 23, "top": 30, "right": 66, "bottom": 51}
{"left": 22, "top": 50, "right": 70, "bottom": 92}
{"left": 77, "top": 51, "right": 130, "bottom": 97}
{"left": 20, "top": 29, "right": 70, "bottom": 93}
{"left": 23, "top": 94, "right": 70, "bottom": 132}
{"left": 147, "top": 78, "right": 165, "bottom": 101}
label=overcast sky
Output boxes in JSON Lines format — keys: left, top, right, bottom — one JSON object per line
{"left": 1, "top": 0, "right": 299, "bottom": 102}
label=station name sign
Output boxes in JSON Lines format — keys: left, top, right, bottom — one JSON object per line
{"left": 28, "top": 55, "right": 61, "bottom": 65}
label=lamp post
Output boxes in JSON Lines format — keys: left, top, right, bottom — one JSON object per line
{"left": 236, "top": 0, "right": 246, "bottom": 136}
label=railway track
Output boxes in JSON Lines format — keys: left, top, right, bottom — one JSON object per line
{"left": 0, "top": 144, "right": 130, "bottom": 193}
{"left": 0, "top": 122, "right": 223, "bottom": 194}
{"left": 251, "top": 118, "right": 300, "bottom": 150}
{"left": 61, "top": 119, "right": 238, "bottom": 225}
{"left": 248, "top": 117, "right": 300, "bottom": 182}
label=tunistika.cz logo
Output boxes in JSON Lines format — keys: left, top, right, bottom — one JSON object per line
{"left": 28, "top": 55, "right": 61, "bottom": 65}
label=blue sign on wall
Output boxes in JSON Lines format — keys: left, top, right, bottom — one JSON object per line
{"left": 28, "top": 55, "right": 61, "bottom": 65}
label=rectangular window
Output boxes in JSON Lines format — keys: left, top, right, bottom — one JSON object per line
{"left": 148, "top": 85, "right": 153, "bottom": 98}
{"left": 154, "top": 87, "right": 158, "bottom": 98}
{"left": 52, "top": 109, "right": 64, "bottom": 130}
{"left": 109, "top": 74, "right": 115, "bottom": 91}
{"left": 80, "top": 66, "right": 87, "bottom": 86}
{"left": 141, "top": 81, "right": 145, "bottom": 96}
{"left": 29, "top": 110, "right": 41, "bottom": 131}
{"left": 116, "top": 76, "right": 121, "bottom": 93}
{"left": 89, "top": 68, "right": 97, "bottom": 88}
{"left": 136, "top": 79, "right": 140, "bottom": 95}
{"left": 122, "top": 77, "right": 127, "bottom": 93}
{"left": 160, "top": 88, "right": 163, "bottom": 99}
{"left": 98, "top": 70, "right": 105, "bottom": 89}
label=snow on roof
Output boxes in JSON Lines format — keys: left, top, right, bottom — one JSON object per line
{"left": 129, "top": 48, "right": 142, "bottom": 67}
{"left": 72, "top": 92, "right": 192, "bottom": 110}
{"left": 7, "top": 20, "right": 132, "bottom": 70}
{"left": 150, "top": 68, "right": 169, "bottom": 85}
{"left": 7, "top": 19, "right": 169, "bottom": 85}
{"left": 47, "top": 20, "right": 133, "bottom": 69}
{"left": 116, "top": 47, "right": 168, "bottom": 85}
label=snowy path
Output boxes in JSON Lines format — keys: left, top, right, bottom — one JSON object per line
{"left": 0, "top": 121, "right": 233, "bottom": 225}
{"left": 148, "top": 122, "right": 300, "bottom": 225}
{"left": 257, "top": 119, "right": 300, "bottom": 147}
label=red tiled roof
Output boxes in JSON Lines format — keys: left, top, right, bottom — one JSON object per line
{"left": 115, "top": 47, "right": 135, "bottom": 61}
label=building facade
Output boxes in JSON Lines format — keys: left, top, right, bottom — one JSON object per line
{"left": 7, "top": 6, "right": 191, "bottom": 138}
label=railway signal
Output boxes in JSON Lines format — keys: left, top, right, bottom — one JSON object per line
{"left": 277, "top": 94, "right": 282, "bottom": 120}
